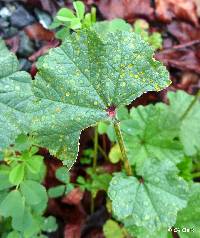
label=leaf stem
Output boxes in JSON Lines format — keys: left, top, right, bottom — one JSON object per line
{"left": 180, "top": 91, "right": 200, "bottom": 121}
{"left": 93, "top": 126, "right": 98, "bottom": 172}
{"left": 91, "top": 126, "right": 98, "bottom": 214}
{"left": 98, "top": 145, "right": 109, "bottom": 161}
{"left": 114, "top": 122, "right": 133, "bottom": 176}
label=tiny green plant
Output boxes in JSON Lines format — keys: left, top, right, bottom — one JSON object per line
{"left": 133, "top": 19, "right": 163, "bottom": 50}
{"left": 0, "top": 135, "right": 57, "bottom": 238}
{"left": 48, "top": 166, "right": 74, "bottom": 198}
{"left": 49, "top": 1, "right": 96, "bottom": 40}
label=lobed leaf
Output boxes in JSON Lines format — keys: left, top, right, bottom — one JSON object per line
{"left": 0, "top": 39, "right": 33, "bottom": 150}
{"left": 30, "top": 30, "right": 170, "bottom": 168}
{"left": 175, "top": 183, "right": 200, "bottom": 238}
{"left": 127, "top": 226, "right": 172, "bottom": 238}
{"left": 121, "top": 103, "right": 183, "bottom": 168}
{"left": 167, "top": 90, "right": 200, "bottom": 156}
{"left": 108, "top": 158, "right": 189, "bottom": 230}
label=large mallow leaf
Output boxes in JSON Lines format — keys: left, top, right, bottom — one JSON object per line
{"left": 108, "top": 158, "right": 189, "bottom": 230}
{"left": 30, "top": 30, "right": 170, "bottom": 168}
{"left": 121, "top": 103, "right": 183, "bottom": 169}
{"left": 167, "top": 90, "right": 200, "bottom": 156}
{"left": 0, "top": 39, "right": 33, "bottom": 150}
{"left": 175, "top": 183, "right": 200, "bottom": 238}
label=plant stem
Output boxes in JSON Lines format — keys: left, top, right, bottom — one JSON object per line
{"left": 192, "top": 172, "right": 200, "bottom": 179}
{"left": 180, "top": 91, "right": 200, "bottom": 121}
{"left": 90, "top": 194, "right": 94, "bottom": 214}
{"left": 98, "top": 145, "right": 109, "bottom": 161}
{"left": 114, "top": 122, "right": 133, "bottom": 176}
{"left": 91, "top": 126, "right": 98, "bottom": 214}
{"left": 93, "top": 126, "right": 98, "bottom": 172}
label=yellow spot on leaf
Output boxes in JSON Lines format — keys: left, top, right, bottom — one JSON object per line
{"left": 55, "top": 107, "right": 61, "bottom": 113}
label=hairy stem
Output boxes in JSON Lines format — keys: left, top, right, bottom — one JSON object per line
{"left": 181, "top": 91, "right": 200, "bottom": 121}
{"left": 114, "top": 122, "right": 133, "bottom": 176}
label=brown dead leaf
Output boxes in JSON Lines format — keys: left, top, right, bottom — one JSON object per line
{"left": 24, "top": 23, "right": 55, "bottom": 41}
{"left": 167, "top": 21, "right": 200, "bottom": 43}
{"left": 22, "top": 0, "right": 60, "bottom": 14}
{"left": 95, "top": 0, "right": 154, "bottom": 22}
{"left": 156, "top": 44, "right": 200, "bottom": 74}
{"left": 28, "top": 40, "right": 59, "bottom": 62}
{"left": 62, "top": 188, "right": 84, "bottom": 205}
{"left": 5, "top": 36, "right": 20, "bottom": 53}
{"left": 194, "top": 0, "right": 200, "bottom": 17}
{"left": 155, "top": 0, "right": 199, "bottom": 26}
{"left": 64, "top": 224, "right": 81, "bottom": 238}
{"left": 177, "top": 72, "right": 199, "bottom": 90}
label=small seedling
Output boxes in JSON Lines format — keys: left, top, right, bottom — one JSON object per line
{"left": 48, "top": 166, "right": 74, "bottom": 198}
{"left": 49, "top": 1, "right": 96, "bottom": 40}
{"left": 0, "top": 135, "right": 57, "bottom": 237}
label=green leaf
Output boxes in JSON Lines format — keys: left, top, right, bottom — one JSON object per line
{"left": 70, "top": 18, "right": 82, "bottom": 30}
{"left": 73, "top": 1, "right": 85, "bottom": 20}
{"left": 9, "top": 164, "right": 24, "bottom": 185}
{"left": 0, "top": 190, "right": 24, "bottom": 218}
{"left": 91, "top": 7, "right": 96, "bottom": 23}
{"left": 148, "top": 32, "right": 163, "bottom": 50}
{"left": 108, "top": 158, "right": 189, "bottom": 230}
{"left": 23, "top": 214, "right": 44, "bottom": 237}
{"left": 42, "top": 216, "right": 58, "bottom": 232}
{"left": 109, "top": 144, "right": 121, "bottom": 163}
{"left": 0, "top": 39, "right": 33, "bottom": 150}
{"left": 31, "top": 191, "right": 47, "bottom": 215}
{"left": 55, "top": 166, "right": 70, "bottom": 183}
{"left": 92, "top": 173, "right": 112, "bottom": 192}
{"left": 92, "top": 19, "right": 132, "bottom": 37}
{"left": 14, "top": 134, "right": 33, "bottom": 152}
{"left": 98, "top": 121, "right": 108, "bottom": 134}
{"left": 121, "top": 103, "right": 183, "bottom": 168}
{"left": 116, "top": 106, "right": 129, "bottom": 121}
{"left": 26, "top": 159, "right": 46, "bottom": 183}
{"left": 175, "top": 183, "right": 200, "bottom": 238}
{"left": 177, "top": 157, "right": 193, "bottom": 181}
{"left": 133, "top": 19, "right": 162, "bottom": 50}
{"left": 7, "top": 231, "right": 21, "bottom": 238}
{"left": 56, "top": 27, "right": 70, "bottom": 41}
{"left": 56, "top": 8, "right": 76, "bottom": 22}
{"left": 103, "top": 219, "right": 125, "bottom": 238}
{"left": 83, "top": 13, "right": 92, "bottom": 28}
{"left": 65, "top": 183, "right": 74, "bottom": 194}
{"left": 48, "top": 19, "right": 61, "bottom": 29}
{"left": 167, "top": 90, "right": 200, "bottom": 156}
{"left": 20, "top": 180, "right": 47, "bottom": 205}
{"left": 48, "top": 185, "right": 66, "bottom": 198}
{"left": 26, "top": 155, "right": 43, "bottom": 174}
{"left": 0, "top": 190, "right": 9, "bottom": 204}
{"left": 12, "top": 207, "right": 33, "bottom": 232}
{"left": 127, "top": 226, "right": 172, "bottom": 238}
{"left": 0, "top": 166, "right": 12, "bottom": 191}
{"left": 2, "top": 30, "right": 170, "bottom": 168}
